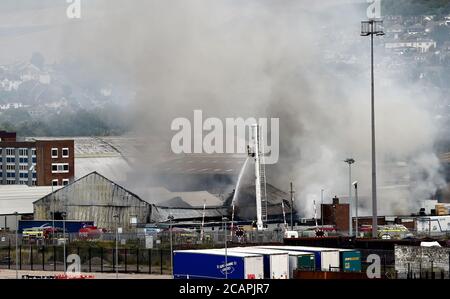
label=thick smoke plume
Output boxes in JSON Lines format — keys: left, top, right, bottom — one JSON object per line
{"left": 8, "top": 0, "right": 445, "bottom": 217}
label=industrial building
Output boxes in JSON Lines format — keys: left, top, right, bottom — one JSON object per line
{"left": 0, "top": 184, "right": 60, "bottom": 230}
{"left": 321, "top": 196, "right": 350, "bottom": 232}
{"left": 130, "top": 154, "right": 294, "bottom": 223}
{"left": 32, "top": 171, "right": 230, "bottom": 229}
{"left": 0, "top": 131, "right": 74, "bottom": 186}
{"left": 33, "top": 172, "right": 150, "bottom": 230}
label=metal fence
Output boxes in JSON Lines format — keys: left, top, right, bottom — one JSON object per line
{"left": 0, "top": 244, "right": 172, "bottom": 274}
{"left": 0, "top": 229, "right": 284, "bottom": 248}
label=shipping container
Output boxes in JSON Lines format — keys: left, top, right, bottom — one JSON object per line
{"left": 338, "top": 249, "right": 361, "bottom": 272}
{"left": 225, "top": 247, "right": 289, "bottom": 279}
{"left": 255, "top": 247, "right": 315, "bottom": 278}
{"left": 173, "top": 249, "right": 264, "bottom": 279}
{"left": 258, "top": 245, "right": 340, "bottom": 271}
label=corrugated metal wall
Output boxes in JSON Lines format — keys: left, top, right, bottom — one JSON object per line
{"left": 34, "top": 172, "right": 151, "bottom": 230}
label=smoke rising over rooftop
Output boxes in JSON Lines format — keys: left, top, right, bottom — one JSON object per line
{"left": 2, "top": 0, "right": 446, "bottom": 217}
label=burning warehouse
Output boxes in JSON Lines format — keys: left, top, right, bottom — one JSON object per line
{"left": 127, "top": 153, "right": 295, "bottom": 225}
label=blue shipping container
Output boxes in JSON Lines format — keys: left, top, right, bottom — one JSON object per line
{"left": 173, "top": 250, "right": 264, "bottom": 279}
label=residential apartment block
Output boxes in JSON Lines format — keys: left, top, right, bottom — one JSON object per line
{"left": 0, "top": 131, "right": 74, "bottom": 186}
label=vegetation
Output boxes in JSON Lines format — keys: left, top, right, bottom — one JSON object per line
{"left": 382, "top": 0, "right": 450, "bottom": 16}
{"left": 0, "top": 106, "right": 131, "bottom": 137}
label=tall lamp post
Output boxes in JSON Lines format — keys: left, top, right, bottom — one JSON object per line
{"left": 321, "top": 189, "right": 325, "bottom": 228}
{"left": 352, "top": 181, "right": 359, "bottom": 238}
{"left": 168, "top": 215, "right": 174, "bottom": 278}
{"left": 361, "top": 19, "right": 384, "bottom": 239}
{"left": 14, "top": 211, "right": 19, "bottom": 279}
{"left": 344, "top": 158, "right": 355, "bottom": 236}
{"left": 51, "top": 184, "right": 55, "bottom": 245}
{"left": 290, "top": 182, "right": 294, "bottom": 230}
{"left": 222, "top": 216, "right": 229, "bottom": 279}
{"left": 113, "top": 214, "right": 119, "bottom": 279}
{"left": 61, "top": 212, "right": 67, "bottom": 274}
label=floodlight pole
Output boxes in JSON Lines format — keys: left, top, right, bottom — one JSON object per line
{"left": 344, "top": 158, "right": 355, "bottom": 237}
{"left": 113, "top": 214, "right": 119, "bottom": 279}
{"left": 223, "top": 217, "right": 228, "bottom": 279}
{"left": 290, "top": 182, "right": 294, "bottom": 230}
{"left": 15, "top": 211, "right": 19, "bottom": 279}
{"left": 361, "top": 19, "right": 384, "bottom": 239}
{"left": 168, "top": 215, "right": 174, "bottom": 278}
{"left": 321, "top": 189, "right": 324, "bottom": 228}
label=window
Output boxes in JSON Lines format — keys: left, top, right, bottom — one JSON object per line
{"left": 52, "top": 179, "right": 59, "bottom": 186}
{"left": 51, "top": 163, "right": 69, "bottom": 173}
{"left": 19, "top": 157, "right": 28, "bottom": 164}
{"left": 62, "top": 148, "right": 69, "bottom": 158}
{"left": 6, "top": 165, "right": 15, "bottom": 171}
{"left": 31, "top": 149, "right": 36, "bottom": 156}
{"left": 6, "top": 157, "right": 15, "bottom": 163}
{"left": 62, "top": 179, "right": 69, "bottom": 186}
{"left": 6, "top": 148, "right": 15, "bottom": 156}
{"left": 19, "top": 149, "right": 28, "bottom": 156}
{"left": 51, "top": 148, "right": 58, "bottom": 158}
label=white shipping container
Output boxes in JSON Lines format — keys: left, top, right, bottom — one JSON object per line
{"left": 255, "top": 249, "right": 315, "bottom": 278}
{"left": 224, "top": 247, "right": 289, "bottom": 279}
{"left": 258, "top": 245, "right": 340, "bottom": 271}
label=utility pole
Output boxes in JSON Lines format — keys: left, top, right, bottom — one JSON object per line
{"left": 222, "top": 217, "right": 228, "bottom": 279}
{"left": 353, "top": 182, "right": 359, "bottom": 238}
{"left": 344, "top": 158, "right": 355, "bottom": 237}
{"left": 321, "top": 189, "right": 325, "bottom": 228}
{"left": 289, "top": 182, "right": 294, "bottom": 231}
{"left": 15, "top": 212, "right": 19, "bottom": 279}
{"left": 168, "top": 215, "right": 174, "bottom": 278}
{"left": 113, "top": 214, "right": 119, "bottom": 279}
{"left": 361, "top": 19, "right": 384, "bottom": 239}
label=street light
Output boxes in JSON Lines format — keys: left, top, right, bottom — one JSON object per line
{"left": 222, "top": 216, "right": 229, "bottom": 279}
{"left": 344, "top": 158, "right": 355, "bottom": 236}
{"left": 352, "top": 181, "right": 359, "bottom": 238}
{"left": 290, "top": 183, "right": 295, "bottom": 231}
{"left": 113, "top": 214, "right": 119, "bottom": 279}
{"left": 361, "top": 19, "right": 384, "bottom": 239}
{"left": 14, "top": 211, "right": 19, "bottom": 279}
{"left": 321, "top": 189, "right": 325, "bottom": 228}
{"left": 61, "top": 211, "right": 67, "bottom": 274}
{"left": 168, "top": 215, "right": 175, "bottom": 278}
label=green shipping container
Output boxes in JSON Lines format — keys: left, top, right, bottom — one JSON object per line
{"left": 298, "top": 254, "right": 315, "bottom": 271}
{"left": 340, "top": 250, "right": 361, "bottom": 272}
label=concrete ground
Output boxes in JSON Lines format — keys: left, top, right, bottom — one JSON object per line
{"left": 0, "top": 269, "right": 172, "bottom": 279}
